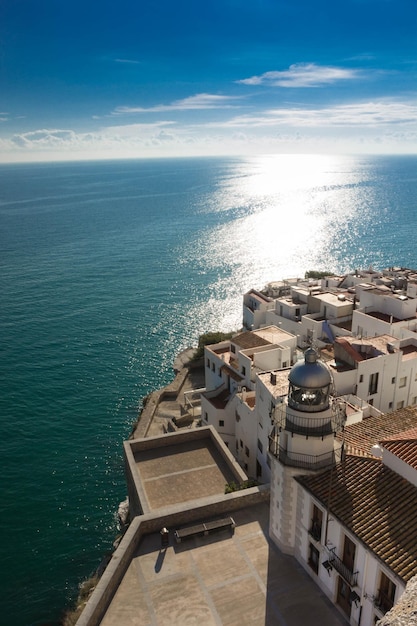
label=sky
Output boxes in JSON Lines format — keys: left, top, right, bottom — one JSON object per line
{"left": 0, "top": 0, "right": 416, "bottom": 162}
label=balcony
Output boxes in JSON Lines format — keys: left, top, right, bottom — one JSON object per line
{"left": 308, "top": 520, "right": 322, "bottom": 542}
{"left": 327, "top": 548, "right": 358, "bottom": 587}
{"left": 269, "top": 442, "right": 338, "bottom": 471}
{"left": 274, "top": 403, "right": 345, "bottom": 437}
{"left": 374, "top": 589, "right": 395, "bottom": 615}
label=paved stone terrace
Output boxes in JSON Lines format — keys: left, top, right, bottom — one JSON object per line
{"left": 100, "top": 504, "right": 348, "bottom": 626}
{"left": 135, "top": 439, "right": 239, "bottom": 510}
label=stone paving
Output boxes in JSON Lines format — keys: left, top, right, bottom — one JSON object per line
{"left": 100, "top": 504, "right": 348, "bottom": 626}
{"left": 134, "top": 439, "right": 239, "bottom": 510}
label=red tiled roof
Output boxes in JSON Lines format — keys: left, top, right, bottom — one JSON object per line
{"left": 382, "top": 427, "right": 417, "bottom": 441}
{"left": 233, "top": 331, "right": 271, "bottom": 349}
{"left": 203, "top": 388, "right": 231, "bottom": 409}
{"left": 382, "top": 439, "right": 417, "bottom": 469}
{"left": 341, "top": 406, "right": 417, "bottom": 457}
{"left": 220, "top": 364, "right": 244, "bottom": 382}
{"left": 296, "top": 456, "right": 417, "bottom": 582}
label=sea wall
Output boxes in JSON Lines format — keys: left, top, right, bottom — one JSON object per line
{"left": 130, "top": 350, "right": 201, "bottom": 439}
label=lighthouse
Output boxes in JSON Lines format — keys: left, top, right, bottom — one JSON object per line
{"left": 268, "top": 347, "right": 345, "bottom": 553}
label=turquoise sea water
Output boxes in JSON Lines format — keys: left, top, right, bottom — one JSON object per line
{"left": 0, "top": 154, "right": 416, "bottom": 625}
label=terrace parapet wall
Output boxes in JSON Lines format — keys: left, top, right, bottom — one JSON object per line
{"left": 75, "top": 484, "right": 270, "bottom": 626}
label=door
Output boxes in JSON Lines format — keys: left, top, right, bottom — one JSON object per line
{"left": 337, "top": 576, "right": 352, "bottom": 618}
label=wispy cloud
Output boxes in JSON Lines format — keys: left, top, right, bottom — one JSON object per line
{"left": 112, "top": 93, "right": 240, "bottom": 115}
{"left": 101, "top": 120, "right": 176, "bottom": 136}
{"left": 238, "top": 63, "right": 362, "bottom": 87}
{"left": 214, "top": 100, "right": 417, "bottom": 128}
{"left": 114, "top": 58, "right": 141, "bottom": 64}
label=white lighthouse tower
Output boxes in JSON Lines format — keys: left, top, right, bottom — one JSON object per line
{"left": 268, "top": 347, "right": 345, "bottom": 554}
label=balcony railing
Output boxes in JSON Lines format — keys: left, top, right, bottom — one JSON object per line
{"left": 308, "top": 520, "right": 322, "bottom": 542}
{"left": 374, "top": 589, "right": 395, "bottom": 614}
{"left": 328, "top": 548, "right": 358, "bottom": 587}
{"left": 274, "top": 403, "right": 345, "bottom": 437}
{"left": 269, "top": 443, "right": 338, "bottom": 471}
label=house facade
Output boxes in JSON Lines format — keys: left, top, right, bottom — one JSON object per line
{"left": 267, "top": 343, "right": 417, "bottom": 626}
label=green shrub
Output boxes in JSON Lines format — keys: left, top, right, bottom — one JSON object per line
{"left": 225, "top": 479, "right": 259, "bottom": 493}
{"left": 193, "top": 330, "right": 235, "bottom": 359}
{"left": 304, "top": 270, "right": 335, "bottom": 279}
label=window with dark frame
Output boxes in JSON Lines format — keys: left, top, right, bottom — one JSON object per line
{"left": 308, "top": 543, "right": 319, "bottom": 574}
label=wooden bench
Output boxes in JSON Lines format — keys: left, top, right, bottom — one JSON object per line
{"left": 174, "top": 517, "right": 236, "bottom": 543}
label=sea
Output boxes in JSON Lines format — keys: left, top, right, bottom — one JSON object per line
{"left": 0, "top": 154, "right": 416, "bottom": 626}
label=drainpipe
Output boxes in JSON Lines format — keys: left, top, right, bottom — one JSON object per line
{"left": 358, "top": 550, "right": 370, "bottom": 626}
{"left": 324, "top": 463, "right": 334, "bottom": 546}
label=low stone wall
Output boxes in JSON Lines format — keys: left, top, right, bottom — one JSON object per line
{"left": 76, "top": 484, "right": 270, "bottom": 626}
{"left": 124, "top": 426, "right": 248, "bottom": 517}
{"left": 130, "top": 363, "right": 192, "bottom": 439}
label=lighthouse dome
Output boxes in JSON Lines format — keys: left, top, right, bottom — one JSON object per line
{"left": 287, "top": 348, "right": 332, "bottom": 412}
{"left": 289, "top": 348, "right": 332, "bottom": 388}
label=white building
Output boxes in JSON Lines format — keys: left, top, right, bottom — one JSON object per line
{"left": 268, "top": 348, "right": 345, "bottom": 553}
{"left": 328, "top": 334, "right": 417, "bottom": 413}
{"left": 201, "top": 326, "right": 297, "bottom": 477}
{"left": 268, "top": 349, "right": 417, "bottom": 626}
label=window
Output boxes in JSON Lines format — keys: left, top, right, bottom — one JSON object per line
{"left": 256, "top": 460, "right": 262, "bottom": 478}
{"left": 369, "top": 372, "right": 379, "bottom": 395}
{"left": 204, "top": 412, "right": 208, "bottom": 422}
{"left": 219, "top": 420, "right": 224, "bottom": 427}
{"left": 244, "top": 463, "right": 248, "bottom": 471}
{"left": 389, "top": 402, "right": 393, "bottom": 409}
{"left": 342, "top": 535, "right": 356, "bottom": 571}
{"left": 245, "top": 446, "right": 249, "bottom": 457}
{"left": 391, "top": 377, "right": 396, "bottom": 384}
{"left": 212, "top": 362, "right": 215, "bottom": 372}
{"left": 240, "top": 439, "right": 243, "bottom": 448}
{"left": 241, "top": 365, "right": 246, "bottom": 375}
{"left": 359, "top": 374, "right": 364, "bottom": 383}
{"left": 308, "top": 543, "right": 320, "bottom": 574}
{"left": 397, "top": 401, "right": 404, "bottom": 410}
{"left": 399, "top": 376, "right": 407, "bottom": 388}
{"left": 309, "top": 504, "right": 323, "bottom": 542}
{"left": 376, "top": 572, "right": 396, "bottom": 614}
{"left": 413, "top": 396, "right": 417, "bottom": 405}
{"left": 207, "top": 358, "right": 210, "bottom": 368}
{"left": 257, "top": 438, "right": 263, "bottom": 453}
{"left": 231, "top": 345, "right": 236, "bottom": 353}
{"left": 283, "top": 361, "right": 288, "bottom": 368}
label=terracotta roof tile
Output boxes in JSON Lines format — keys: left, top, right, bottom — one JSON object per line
{"left": 340, "top": 406, "right": 417, "bottom": 457}
{"left": 296, "top": 456, "right": 417, "bottom": 582}
{"left": 233, "top": 331, "right": 270, "bottom": 349}
{"left": 220, "top": 364, "right": 244, "bottom": 382}
{"left": 382, "top": 439, "right": 417, "bottom": 469}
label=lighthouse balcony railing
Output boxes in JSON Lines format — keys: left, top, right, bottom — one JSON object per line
{"left": 274, "top": 405, "right": 344, "bottom": 437}
{"left": 268, "top": 442, "right": 338, "bottom": 471}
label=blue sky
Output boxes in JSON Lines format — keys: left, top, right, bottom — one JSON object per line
{"left": 0, "top": 0, "right": 416, "bottom": 161}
